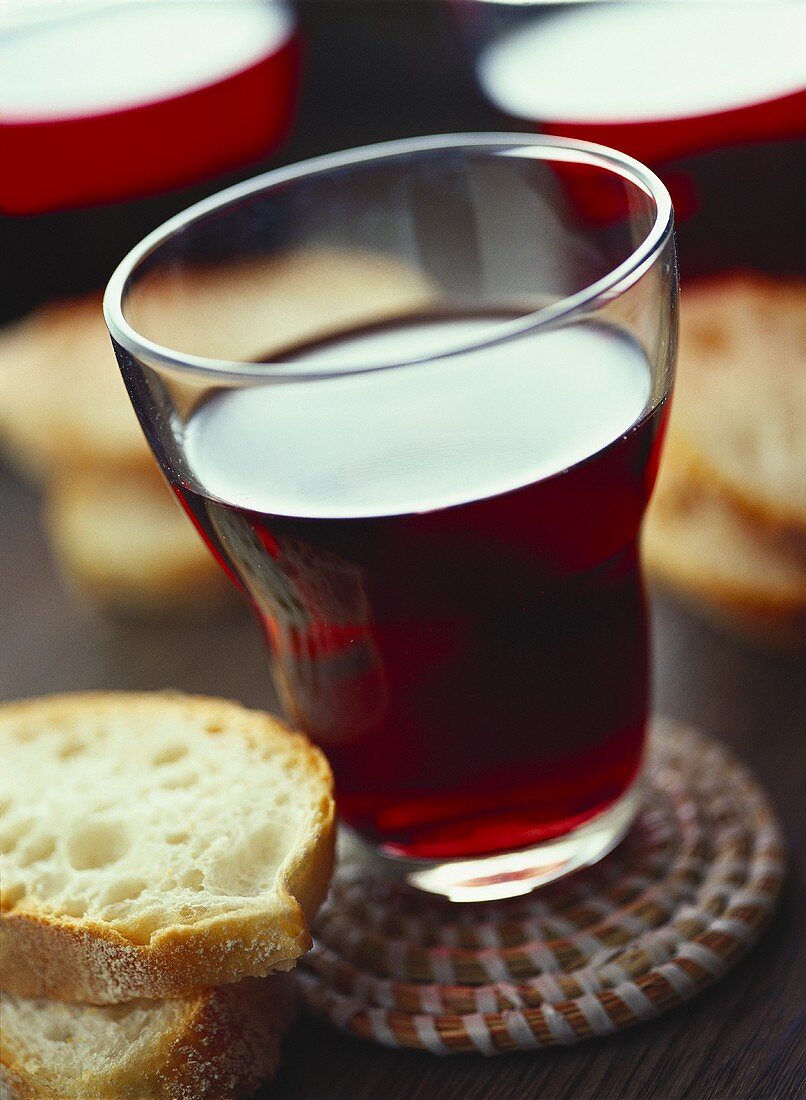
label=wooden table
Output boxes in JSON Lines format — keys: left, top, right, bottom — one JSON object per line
{"left": 1, "top": 5, "right": 803, "bottom": 1096}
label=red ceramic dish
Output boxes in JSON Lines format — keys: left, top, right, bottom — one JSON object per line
{"left": 0, "top": 1, "right": 300, "bottom": 214}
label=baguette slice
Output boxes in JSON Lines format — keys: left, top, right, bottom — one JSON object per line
{"left": 643, "top": 441, "right": 806, "bottom": 649}
{"left": 0, "top": 296, "right": 150, "bottom": 480}
{"left": 0, "top": 693, "right": 335, "bottom": 1004}
{"left": 0, "top": 249, "right": 436, "bottom": 481}
{"left": 43, "top": 466, "right": 233, "bottom": 617}
{"left": 0, "top": 975, "right": 295, "bottom": 1100}
{"left": 124, "top": 247, "right": 437, "bottom": 361}
{"left": 670, "top": 274, "right": 806, "bottom": 532}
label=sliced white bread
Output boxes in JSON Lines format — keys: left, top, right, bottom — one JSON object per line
{"left": 0, "top": 693, "right": 335, "bottom": 1004}
{"left": 123, "top": 247, "right": 437, "bottom": 362}
{"left": 643, "top": 441, "right": 806, "bottom": 649}
{"left": 43, "top": 466, "right": 233, "bottom": 617}
{"left": 0, "top": 974, "right": 295, "bottom": 1100}
{"left": 0, "top": 251, "right": 436, "bottom": 619}
{"left": 0, "top": 249, "right": 436, "bottom": 480}
{"left": 0, "top": 296, "right": 149, "bottom": 480}
{"left": 670, "top": 275, "right": 806, "bottom": 532}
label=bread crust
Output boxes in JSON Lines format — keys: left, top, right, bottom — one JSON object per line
{"left": 644, "top": 443, "right": 806, "bottom": 650}
{"left": 0, "top": 693, "right": 335, "bottom": 1004}
{"left": 0, "top": 975, "right": 296, "bottom": 1099}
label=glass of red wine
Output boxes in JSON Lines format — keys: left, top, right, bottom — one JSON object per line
{"left": 105, "top": 134, "right": 676, "bottom": 901}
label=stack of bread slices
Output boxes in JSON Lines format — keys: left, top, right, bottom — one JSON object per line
{"left": 0, "top": 250, "right": 435, "bottom": 617}
{"left": 644, "top": 275, "right": 806, "bottom": 649}
{"left": 0, "top": 692, "right": 336, "bottom": 1098}
{"left": 0, "top": 295, "right": 233, "bottom": 618}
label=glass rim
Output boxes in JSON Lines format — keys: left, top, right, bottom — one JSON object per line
{"left": 103, "top": 132, "right": 674, "bottom": 383}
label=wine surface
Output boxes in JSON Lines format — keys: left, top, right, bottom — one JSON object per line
{"left": 185, "top": 318, "right": 652, "bottom": 519}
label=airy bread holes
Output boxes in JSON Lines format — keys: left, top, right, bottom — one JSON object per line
{"left": 2, "top": 881, "right": 26, "bottom": 906}
{"left": 63, "top": 898, "right": 88, "bottom": 918}
{"left": 206, "top": 824, "right": 280, "bottom": 897}
{"left": 151, "top": 744, "right": 189, "bottom": 766}
{"left": 67, "top": 821, "right": 130, "bottom": 871}
{"left": 0, "top": 833, "right": 18, "bottom": 855}
{"left": 0, "top": 818, "right": 31, "bottom": 854}
{"left": 0, "top": 691, "right": 336, "bottom": 1000}
{"left": 17, "top": 835, "right": 56, "bottom": 867}
{"left": 102, "top": 877, "right": 147, "bottom": 906}
{"left": 181, "top": 868, "right": 205, "bottom": 891}
{"left": 159, "top": 771, "right": 198, "bottom": 790}
{"left": 57, "top": 738, "right": 87, "bottom": 760}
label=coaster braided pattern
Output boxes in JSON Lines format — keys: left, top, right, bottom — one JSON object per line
{"left": 297, "top": 719, "right": 785, "bottom": 1054}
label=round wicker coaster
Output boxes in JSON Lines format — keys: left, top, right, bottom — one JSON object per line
{"left": 297, "top": 718, "right": 785, "bottom": 1054}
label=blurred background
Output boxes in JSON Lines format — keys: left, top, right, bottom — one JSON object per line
{"left": 0, "top": 4, "right": 803, "bottom": 1096}
{"left": 1, "top": 0, "right": 803, "bottom": 699}
{"left": 2, "top": 0, "right": 803, "bottom": 318}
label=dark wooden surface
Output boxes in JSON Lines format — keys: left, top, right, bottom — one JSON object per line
{"left": 1, "top": 5, "right": 804, "bottom": 1097}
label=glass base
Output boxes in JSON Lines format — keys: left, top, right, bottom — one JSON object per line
{"left": 338, "top": 780, "right": 643, "bottom": 903}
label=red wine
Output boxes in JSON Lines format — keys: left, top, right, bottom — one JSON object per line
{"left": 177, "top": 315, "right": 668, "bottom": 860}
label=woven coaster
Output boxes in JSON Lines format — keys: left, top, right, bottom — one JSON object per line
{"left": 297, "top": 718, "right": 785, "bottom": 1054}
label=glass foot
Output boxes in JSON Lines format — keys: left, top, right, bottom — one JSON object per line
{"left": 339, "top": 780, "right": 643, "bottom": 903}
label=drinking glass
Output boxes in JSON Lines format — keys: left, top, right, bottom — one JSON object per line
{"left": 105, "top": 134, "right": 676, "bottom": 901}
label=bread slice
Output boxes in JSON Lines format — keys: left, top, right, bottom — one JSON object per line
{"left": 0, "top": 250, "right": 436, "bottom": 481}
{"left": 670, "top": 275, "right": 806, "bottom": 531}
{"left": 0, "top": 296, "right": 150, "bottom": 481}
{"left": 1, "top": 975, "right": 295, "bottom": 1100}
{"left": 123, "top": 247, "right": 437, "bottom": 362}
{"left": 0, "top": 693, "right": 335, "bottom": 1004}
{"left": 43, "top": 466, "right": 233, "bottom": 617}
{"left": 643, "top": 441, "right": 806, "bottom": 649}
